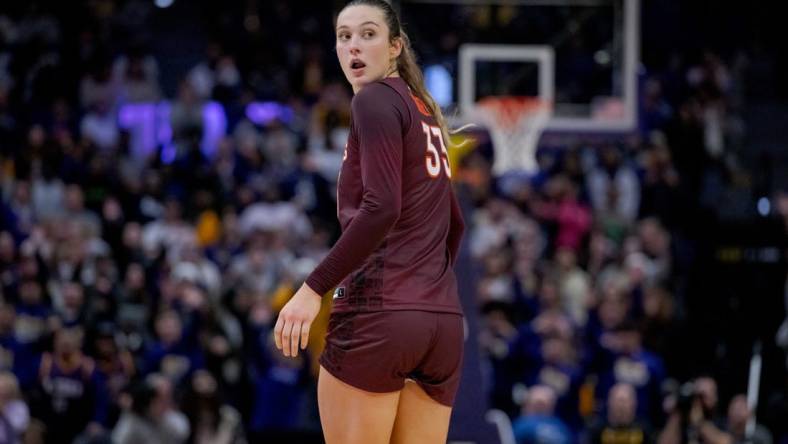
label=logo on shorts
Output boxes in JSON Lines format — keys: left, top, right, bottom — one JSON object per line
{"left": 333, "top": 287, "right": 345, "bottom": 300}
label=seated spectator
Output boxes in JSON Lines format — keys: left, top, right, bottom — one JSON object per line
{"left": 555, "top": 247, "right": 592, "bottom": 328}
{"left": 0, "top": 371, "right": 29, "bottom": 444}
{"left": 587, "top": 145, "right": 640, "bottom": 227}
{"left": 90, "top": 323, "right": 136, "bottom": 428}
{"left": 13, "top": 280, "right": 53, "bottom": 347}
{"left": 480, "top": 301, "right": 523, "bottom": 414}
{"left": 247, "top": 309, "right": 311, "bottom": 436}
{"left": 1, "top": 305, "right": 37, "bottom": 392}
{"left": 594, "top": 320, "right": 665, "bottom": 422}
{"left": 512, "top": 385, "right": 573, "bottom": 444}
{"left": 589, "top": 383, "right": 653, "bottom": 444}
{"left": 53, "top": 281, "right": 87, "bottom": 328}
{"left": 725, "top": 395, "right": 772, "bottom": 444}
{"left": 524, "top": 336, "right": 583, "bottom": 431}
{"left": 141, "top": 309, "right": 204, "bottom": 383}
{"left": 658, "top": 376, "right": 732, "bottom": 444}
{"left": 112, "top": 52, "right": 161, "bottom": 104}
{"left": 112, "top": 374, "right": 190, "bottom": 444}
{"left": 533, "top": 175, "right": 592, "bottom": 254}
{"left": 2, "top": 183, "right": 36, "bottom": 241}
{"left": 181, "top": 370, "right": 244, "bottom": 444}
{"left": 29, "top": 327, "right": 108, "bottom": 443}
{"left": 80, "top": 98, "right": 119, "bottom": 151}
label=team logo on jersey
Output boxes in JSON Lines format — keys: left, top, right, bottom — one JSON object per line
{"left": 409, "top": 92, "right": 432, "bottom": 117}
{"left": 333, "top": 287, "right": 346, "bottom": 300}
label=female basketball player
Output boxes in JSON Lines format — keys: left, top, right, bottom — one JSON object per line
{"left": 274, "top": 1, "right": 466, "bottom": 442}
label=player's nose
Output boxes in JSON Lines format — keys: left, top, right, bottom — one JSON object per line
{"left": 349, "top": 35, "right": 362, "bottom": 54}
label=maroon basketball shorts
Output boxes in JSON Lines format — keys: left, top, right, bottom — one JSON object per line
{"left": 319, "top": 310, "right": 464, "bottom": 407}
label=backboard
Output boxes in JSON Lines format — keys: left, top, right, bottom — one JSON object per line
{"left": 400, "top": 0, "right": 641, "bottom": 134}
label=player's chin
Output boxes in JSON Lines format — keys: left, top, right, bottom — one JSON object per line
{"left": 348, "top": 78, "right": 369, "bottom": 92}
{"left": 350, "top": 75, "right": 383, "bottom": 91}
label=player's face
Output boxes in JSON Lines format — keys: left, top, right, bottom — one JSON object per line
{"left": 336, "top": 5, "right": 402, "bottom": 93}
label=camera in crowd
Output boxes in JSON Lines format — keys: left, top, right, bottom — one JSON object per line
{"left": 675, "top": 382, "right": 703, "bottom": 419}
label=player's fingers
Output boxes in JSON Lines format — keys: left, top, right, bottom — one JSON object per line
{"left": 273, "top": 315, "right": 284, "bottom": 350}
{"left": 290, "top": 321, "right": 301, "bottom": 357}
{"left": 300, "top": 321, "right": 311, "bottom": 350}
{"left": 281, "top": 319, "right": 293, "bottom": 357}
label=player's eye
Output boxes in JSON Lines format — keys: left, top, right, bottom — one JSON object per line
{"left": 362, "top": 30, "right": 375, "bottom": 38}
{"left": 337, "top": 32, "right": 350, "bottom": 41}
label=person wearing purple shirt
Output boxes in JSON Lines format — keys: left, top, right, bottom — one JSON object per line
{"left": 273, "top": 1, "right": 466, "bottom": 443}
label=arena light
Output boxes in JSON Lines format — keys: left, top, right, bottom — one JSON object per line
{"left": 154, "top": 0, "right": 175, "bottom": 8}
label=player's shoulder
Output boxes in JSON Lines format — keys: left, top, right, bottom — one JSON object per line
{"left": 352, "top": 78, "right": 406, "bottom": 110}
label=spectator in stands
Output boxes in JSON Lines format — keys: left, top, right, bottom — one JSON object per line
{"left": 170, "top": 80, "right": 204, "bottom": 147}
{"left": 0, "top": 232, "right": 18, "bottom": 296}
{"left": 53, "top": 281, "right": 87, "bottom": 328}
{"left": 142, "top": 309, "right": 204, "bottom": 383}
{"left": 186, "top": 41, "right": 223, "bottom": 101}
{"left": 13, "top": 279, "right": 53, "bottom": 348}
{"left": 0, "top": 371, "right": 29, "bottom": 444}
{"left": 141, "top": 197, "right": 194, "bottom": 261}
{"left": 247, "top": 307, "right": 310, "bottom": 437}
{"left": 641, "top": 79, "right": 674, "bottom": 137}
{"left": 512, "top": 384, "right": 573, "bottom": 444}
{"left": 587, "top": 145, "right": 640, "bottom": 228}
{"left": 112, "top": 374, "right": 190, "bottom": 444}
{"left": 524, "top": 336, "right": 583, "bottom": 430}
{"left": 80, "top": 98, "right": 119, "bottom": 151}
{"left": 479, "top": 301, "right": 523, "bottom": 415}
{"left": 635, "top": 218, "right": 672, "bottom": 286}
{"left": 594, "top": 320, "right": 665, "bottom": 422}
{"left": 555, "top": 247, "right": 592, "bottom": 328}
{"left": 30, "top": 327, "right": 108, "bottom": 443}
{"left": 113, "top": 51, "right": 161, "bottom": 104}
{"left": 658, "top": 376, "right": 732, "bottom": 444}
{"left": 89, "top": 323, "right": 135, "bottom": 429}
{"left": 181, "top": 370, "right": 245, "bottom": 444}
{"left": 638, "top": 132, "right": 680, "bottom": 227}
{"left": 534, "top": 175, "right": 592, "bottom": 254}
{"left": 0, "top": 303, "right": 18, "bottom": 370}
{"left": 307, "top": 82, "right": 351, "bottom": 181}
{"left": 2, "top": 182, "right": 35, "bottom": 241}
{"left": 589, "top": 383, "right": 653, "bottom": 444}
{"left": 725, "top": 395, "right": 772, "bottom": 444}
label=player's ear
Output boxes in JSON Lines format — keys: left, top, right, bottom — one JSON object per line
{"left": 389, "top": 36, "right": 403, "bottom": 59}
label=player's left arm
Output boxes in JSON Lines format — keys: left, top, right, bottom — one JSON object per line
{"left": 303, "top": 83, "right": 405, "bottom": 296}
{"left": 277, "top": 84, "right": 404, "bottom": 358}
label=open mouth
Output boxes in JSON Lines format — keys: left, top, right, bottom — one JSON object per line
{"left": 350, "top": 59, "right": 366, "bottom": 70}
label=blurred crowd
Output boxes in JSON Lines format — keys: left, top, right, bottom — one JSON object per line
{"left": 461, "top": 28, "right": 786, "bottom": 444}
{"left": 0, "top": 1, "right": 787, "bottom": 444}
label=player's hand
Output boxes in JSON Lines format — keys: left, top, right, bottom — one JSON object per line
{"left": 274, "top": 283, "right": 322, "bottom": 357}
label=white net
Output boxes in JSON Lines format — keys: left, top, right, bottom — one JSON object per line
{"left": 471, "top": 97, "right": 552, "bottom": 174}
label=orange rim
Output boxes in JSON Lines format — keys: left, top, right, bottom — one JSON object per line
{"left": 476, "top": 96, "right": 549, "bottom": 129}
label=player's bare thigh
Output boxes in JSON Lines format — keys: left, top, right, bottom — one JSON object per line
{"left": 390, "top": 379, "right": 453, "bottom": 444}
{"left": 318, "top": 365, "right": 401, "bottom": 444}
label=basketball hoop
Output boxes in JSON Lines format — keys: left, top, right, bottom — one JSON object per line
{"left": 472, "top": 96, "right": 552, "bottom": 174}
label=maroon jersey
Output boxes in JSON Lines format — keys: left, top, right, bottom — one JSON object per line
{"left": 305, "top": 77, "right": 465, "bottom": 314}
